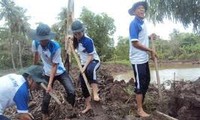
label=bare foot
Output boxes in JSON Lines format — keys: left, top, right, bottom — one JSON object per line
{"left": 137, "top": 110, "right": 150, "bottom": 117}
{"left": 42, "top": 114, "right": 49, "bottom": 120}
{"left": 81, "top": 106, "right": 92, "bottom": 114}
{"left": 93, "top": 94, "right": 100, "bottom": 101}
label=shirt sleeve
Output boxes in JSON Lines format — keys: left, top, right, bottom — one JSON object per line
{"left": 84, "top": 39, "right": 94, "bottom": 54}
{"left": 13, "top": 83, "right": 29, "bottom": 113}
{"left": 129, "top": 22, "right": 141, "bottom": 42}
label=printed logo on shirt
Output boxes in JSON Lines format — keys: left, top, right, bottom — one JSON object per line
{"left": 8, "top": 75, "right": 19, "bottom": 87}
{"left": 78, "top": 44, "right": 87, "bottom": 53}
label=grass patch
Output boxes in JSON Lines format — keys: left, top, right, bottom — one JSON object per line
{"left": 104, "top": 60, "right": 131, "bottom": 66}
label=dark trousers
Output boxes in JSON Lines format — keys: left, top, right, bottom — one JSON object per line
{"left": 79, "top": 60, "right": 100, "bottom": 98}
{"left": 132, "top": 62, "right": 150, "bottom": 102}
{"left": 41, "top": 71, "right": 75, "bottom": 114}
{"left": 0, "top": 115, "right": 10, "bottom": 120}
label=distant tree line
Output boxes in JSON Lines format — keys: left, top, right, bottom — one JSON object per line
{"left": 114, "top": 31, "right": 200, "bottom": 61}
{"left": 0, "top": 0, "right": 199, "bottom": 70}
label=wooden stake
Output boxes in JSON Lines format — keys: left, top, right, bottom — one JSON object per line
{"left": 150, "top": 36, "right": 163, "bottom": 101}
{"left": 40, "top": 83, "right": 62, "bottom": 105}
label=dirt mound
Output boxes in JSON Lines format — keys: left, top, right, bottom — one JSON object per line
{"left": 3, "top": 64, "right": 153, "bottom": 120}
{"left": 167, "top": 78, "right": 200, "bottom": 120}
{"left": 4, "top": 63, "right": 199, "bottom": 120}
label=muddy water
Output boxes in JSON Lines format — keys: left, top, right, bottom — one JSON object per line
{"left": 114, "top": 67, "right": 200, "bottom": 84}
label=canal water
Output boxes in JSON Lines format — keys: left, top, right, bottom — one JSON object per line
{"left": 114, "top": 67, "right": 200, "bottom": 84}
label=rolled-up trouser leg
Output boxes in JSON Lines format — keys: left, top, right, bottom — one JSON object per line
{"left": 80, "top": 61, "right": 100, "bottom": 98}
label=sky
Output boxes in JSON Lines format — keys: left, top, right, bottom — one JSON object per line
{"left": 13, "top": 0, "right": 192, "bottom": 43}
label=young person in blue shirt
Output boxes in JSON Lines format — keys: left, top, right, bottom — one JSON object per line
{"left": 128, "top": 1, "right": 157, "bottom": 117}
{"left": 70, "top": 20, "right": 100, "bottom": 114}
{"left": 29, "top": 23, "right": 76, "bottom": 120}
{"left": 0, "top": 65, "right": 43, "bottom": 120}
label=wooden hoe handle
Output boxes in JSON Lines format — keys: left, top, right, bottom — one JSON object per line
{"left": 69, "top": 39, "right": 92, "bottom": 96}
{"left": 40, "top": 83, "right": 62, "bottom": 105}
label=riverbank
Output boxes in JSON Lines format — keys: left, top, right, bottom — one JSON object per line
{"left": 153, "top": 60, "right": 200, "bottom": 69}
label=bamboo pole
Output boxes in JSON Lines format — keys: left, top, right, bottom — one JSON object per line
{"left": 40, "top": 83, "right": 62, "bottom": 105}
{"left": 150, "top": 35, "right": 163, "bottom": 101}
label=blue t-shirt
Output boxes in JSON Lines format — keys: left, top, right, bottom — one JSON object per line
{"left": 77, "top": 35, "right": 100, "bottom": 65}
{"left": 0, "top": 74, "right": 29, "bottom": 115}
{"left": 129, "top": 16, "right": 149, "bottom": 64}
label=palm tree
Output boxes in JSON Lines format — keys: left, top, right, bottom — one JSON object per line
{"left": 146, "top": 0, "right": 200, "bottom": 33}
{"left": 52, "top": 7, "right": 71, "bottom": 70}
{"left": 0, "top": 0, "right": 30, "bottom": 69}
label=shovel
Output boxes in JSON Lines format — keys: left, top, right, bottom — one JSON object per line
{"left": 150, "top": 34, "right": 163, "bottom": 101}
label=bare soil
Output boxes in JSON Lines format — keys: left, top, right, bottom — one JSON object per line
{"left": 4, "top": 63, "right": 200, "bottom": 120}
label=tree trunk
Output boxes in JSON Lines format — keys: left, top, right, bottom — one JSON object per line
{"left": 10, "top": 37, "right": 16, "bottom": 71}
{"left": 18, "top": 41, "right": 23, "bottom": 68}
{"left": 64, "top": 0, "right": 74, "bottom": 72}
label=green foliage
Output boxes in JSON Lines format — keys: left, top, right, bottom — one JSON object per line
{"left": 113, "top": 31, "right": 200, "bottom": 61}
{"left": 79, "top": 7, "right": 116, "bottom": 61}
{"left": 0, "top": 31, "right": 32, "bottom": 68}
{"left": 0, "top": 0, "right": 30, "bottom": 33}
{"left": 154, "top": 32, "right": 200, "bottom": 60}
{"left": 52, "top": 7, "right": 67, "bottom": 45}
{"left": 105, "top": 60, "right": 131, "bottom": 66}
{"left": 146, "top": 0, "right": 200, "bottom": 33}
{"left": 0, "top": 53, "right": 12, "bottom": 69}
{"left": 51, "top": 7, "right": 68, "bottom": 60}
{"left": 1, "top": 0, "right": 200, "bottom": 69}
{"left": 114, "top": 36, "right": 129, "bottom": 60}
{"left": 0, "top": 0, "right": 31, "bottom": 69}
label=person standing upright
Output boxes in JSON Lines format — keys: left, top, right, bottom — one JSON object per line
{"left": 128, "top": 1, "right": 157, "bottom": 117}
